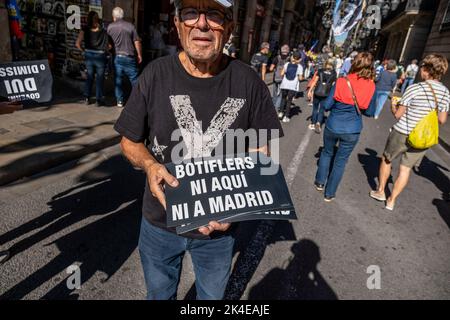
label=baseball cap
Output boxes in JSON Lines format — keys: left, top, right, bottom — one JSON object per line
{"left": 260, "top": 42, "right": 270, "bottom": 49}
{"left": 172, "top": 0, "right": 233, "bottom": 8}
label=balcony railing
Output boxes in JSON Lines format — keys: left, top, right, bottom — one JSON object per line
{"left": 382, "top": 0, "right": 439, "bottom": 27}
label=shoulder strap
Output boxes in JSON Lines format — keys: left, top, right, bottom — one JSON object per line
{"left": 344, "top": 77, "right": 361, "bottom": 115}
{"left": 424, "top": 81, "right": 439, "bottom": 112}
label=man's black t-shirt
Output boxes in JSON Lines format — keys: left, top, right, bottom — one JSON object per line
{"left": 114, "top": 54, "right": 283, "bottom": 239}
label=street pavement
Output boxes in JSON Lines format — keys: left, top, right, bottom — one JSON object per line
{"left": 0, "top": 82, "right": 449, "bottom": 300}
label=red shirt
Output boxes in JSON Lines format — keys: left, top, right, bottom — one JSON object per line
{"left": 334, "top": 73, "right": 375, "bottom": 110}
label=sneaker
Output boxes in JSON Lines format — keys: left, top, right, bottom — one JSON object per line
{"left": 324, "top": 196, "right": 335, "bottom": 202}
{"left": 96, "top": 100, "right": 105, "bottom": 107}
{"left": 282, "top": 116, "right": 290, "bottom": 123}
{"left": 308, "top": 124, "right": 315, "bottom": 130}
{"left": 84, "top": 98, "right": 90, "bottom": 105}
{"left": 314, "top": 123, "right": 322, "bottom": 134}
{"left": 117, "top": 101, "right": 124, "bottom": 108}
{"left": 278, "top": 111, "right": 284, "bottom": 120}
{"left": 314, "top": 182, "right": 324, "bottom": 191}
{"left": 374, "top": 116, "right": 379, "bottom": 120}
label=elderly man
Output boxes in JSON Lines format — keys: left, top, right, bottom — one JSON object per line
{"left": 114, "top": 0, "right": 283, "bottom": 300}
{"left": 107, "top": 7, "right": 143, "bottom": 107}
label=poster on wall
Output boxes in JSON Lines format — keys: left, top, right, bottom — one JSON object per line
{"left": 0, "top": 60, "right": 53, "bottom": 103}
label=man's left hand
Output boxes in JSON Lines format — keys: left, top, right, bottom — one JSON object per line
{"left": 198, "top": 221, "right": 231, "bottom": 236}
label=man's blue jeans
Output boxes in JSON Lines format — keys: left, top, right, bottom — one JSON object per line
{"left": 311, "top": 96, "right": 326, "bottom": 125}
{"left": 272, "top": 82, "right": 282, "bottom": 110}
{"left": 315, "top": 128, "right": 360, "bottom": 198}
{"left": 114, "top": 55, "right": 139, "bottom": 103}
{"left": 401, "top": 78, "right": 414, "bottom": 94}
{"left": 138, "top": 218, "right": 235, "bottom": 300}
{"left": 84, "top": 51, "right": 106, "bottom": 101}
{"left": 374, "top": 90, "right": 390, "bottom": 118}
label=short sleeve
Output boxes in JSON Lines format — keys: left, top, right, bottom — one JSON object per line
{"left": 132, "top": 26, "right": 140, "bottom": 42}
{"left": 114, "top": 78, "right": 149, "bottom": 143}
{"left": 249, "top": 78, "right": 284, "bottom": 146}
{"left": 439, "top": 89, "right": 450, "bottom": 112}
{"left": 262, "top": 55, "right": 269, "bottom": 65}
{"left": 399, "top": 84, "right": 418, "bottom": 107}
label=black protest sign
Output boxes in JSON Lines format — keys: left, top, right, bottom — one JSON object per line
{"left": 176, "top": 207, "right": 296, "bottom": 234}
{"left": 0, "top": 60, "right": 53, "bottom": 103}
{"left": 165, "top": 153, "right": 297, "bottom": 233}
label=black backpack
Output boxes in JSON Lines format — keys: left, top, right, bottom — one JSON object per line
{"left": 285, "top": 63, "right": 299, "bottom": 81}
{"left": 314, "top": 71, "right": 334, "bottom": 97}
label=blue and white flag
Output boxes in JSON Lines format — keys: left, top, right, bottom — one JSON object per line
{"left": 332, "top": 0, "right": 363, "bottom": 46}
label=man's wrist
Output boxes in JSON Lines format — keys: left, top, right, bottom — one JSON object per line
{"left": 143, "top": 159, "right": 157, "bottom": 174}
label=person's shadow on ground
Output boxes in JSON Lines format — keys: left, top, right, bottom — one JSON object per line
{"left": 357, "top": 148, "right": 393, "bottom": 191}
{"left": 414, "top": 156, "right": 450, "bottom": 229}
{"left": 247, "top": 239, "right": 337, "bottom": 300}
{"left": 0, "top": 155, "right": 145, "bottom": 299}
{"left": 183, "top": 219, "right": 297, "bottom": 300}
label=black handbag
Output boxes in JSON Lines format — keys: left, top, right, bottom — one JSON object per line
{"left": 314, "top": 72, "right": 333, "bottom": 97}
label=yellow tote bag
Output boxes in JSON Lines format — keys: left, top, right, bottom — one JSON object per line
{"left": 407, "top": 82, "right": 440, "bottom": 150}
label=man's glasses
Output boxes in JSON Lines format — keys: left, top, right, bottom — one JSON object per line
{"left": 180, "top": 7, "right": 232, "bottom": 29}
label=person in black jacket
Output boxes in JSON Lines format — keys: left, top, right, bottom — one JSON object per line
{"left": 307, "top": 60, "right": 337, "bottom": 133}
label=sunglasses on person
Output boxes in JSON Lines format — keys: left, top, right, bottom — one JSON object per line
{"left": 180, "top": 7, "right": 233, "bottom": 29}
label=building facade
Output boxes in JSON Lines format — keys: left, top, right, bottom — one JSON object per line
{"left": 423, "top": 0, "right": 450, "bottom": 88}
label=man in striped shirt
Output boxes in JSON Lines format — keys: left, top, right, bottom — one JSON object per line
{"left": 370, "top": 54, "right": 449, "bottom": 211}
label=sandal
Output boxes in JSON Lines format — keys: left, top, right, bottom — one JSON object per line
{"left": 370, "top": 190, "right": 387, "bottom": 202}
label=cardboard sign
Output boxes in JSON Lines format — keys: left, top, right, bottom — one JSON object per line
{"left": 165, "top": 153, "right": 297, "bottom": 234}
{"left": 0, "top": 60, "right": 53, "bottom": 103}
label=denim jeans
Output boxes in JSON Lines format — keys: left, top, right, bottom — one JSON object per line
{"left": 311, "top": 96, "right": 326, "bottom": 125}
{"left": 138, "top": 218, "right": 235, "bottom": 300}
{"left": 315, "top": 128, "right": 360, "bottom": 198}
{"left": 114, "top": 55, "right": 139, "bottom": 103}
{"left": 374, "top": 90, "right": 390, "bottom": 118}
{"left": 401, "top": 78, "right": 414, "bottom": 94}
{"left": 84, "top": 51, "right": 106, "bottom": 101}
{"left": 272, "top": 82, "right": 282, "bottom": 110}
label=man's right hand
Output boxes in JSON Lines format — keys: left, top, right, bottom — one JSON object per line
{"left": 145, "top": 163, "right": 179, "bottom": 209}
{"left": 307, "top": 90, "right": 313, "bottom": 101}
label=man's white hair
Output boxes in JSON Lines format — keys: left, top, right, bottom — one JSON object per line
{"left": 112, "top": 7, "right": 124, "bottom": 19}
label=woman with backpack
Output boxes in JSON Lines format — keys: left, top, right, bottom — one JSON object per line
{"left": 307, "top": 60, "right": 337, "bottom": 133}
{"left": 370, "top": 54, "right": 449, "bottom": 210}
{"left": 270, "top": 44, "right": 290, "bottom": 111}
{"left": 278, "top": 51, "right": 304, "bottom": 123}
{"left": 314, "top": 52, "right": 376, "bottom": 202}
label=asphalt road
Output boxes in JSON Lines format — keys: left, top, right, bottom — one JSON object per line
{"left": 1, "top": 84, "right": 449, "bottom": 300}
